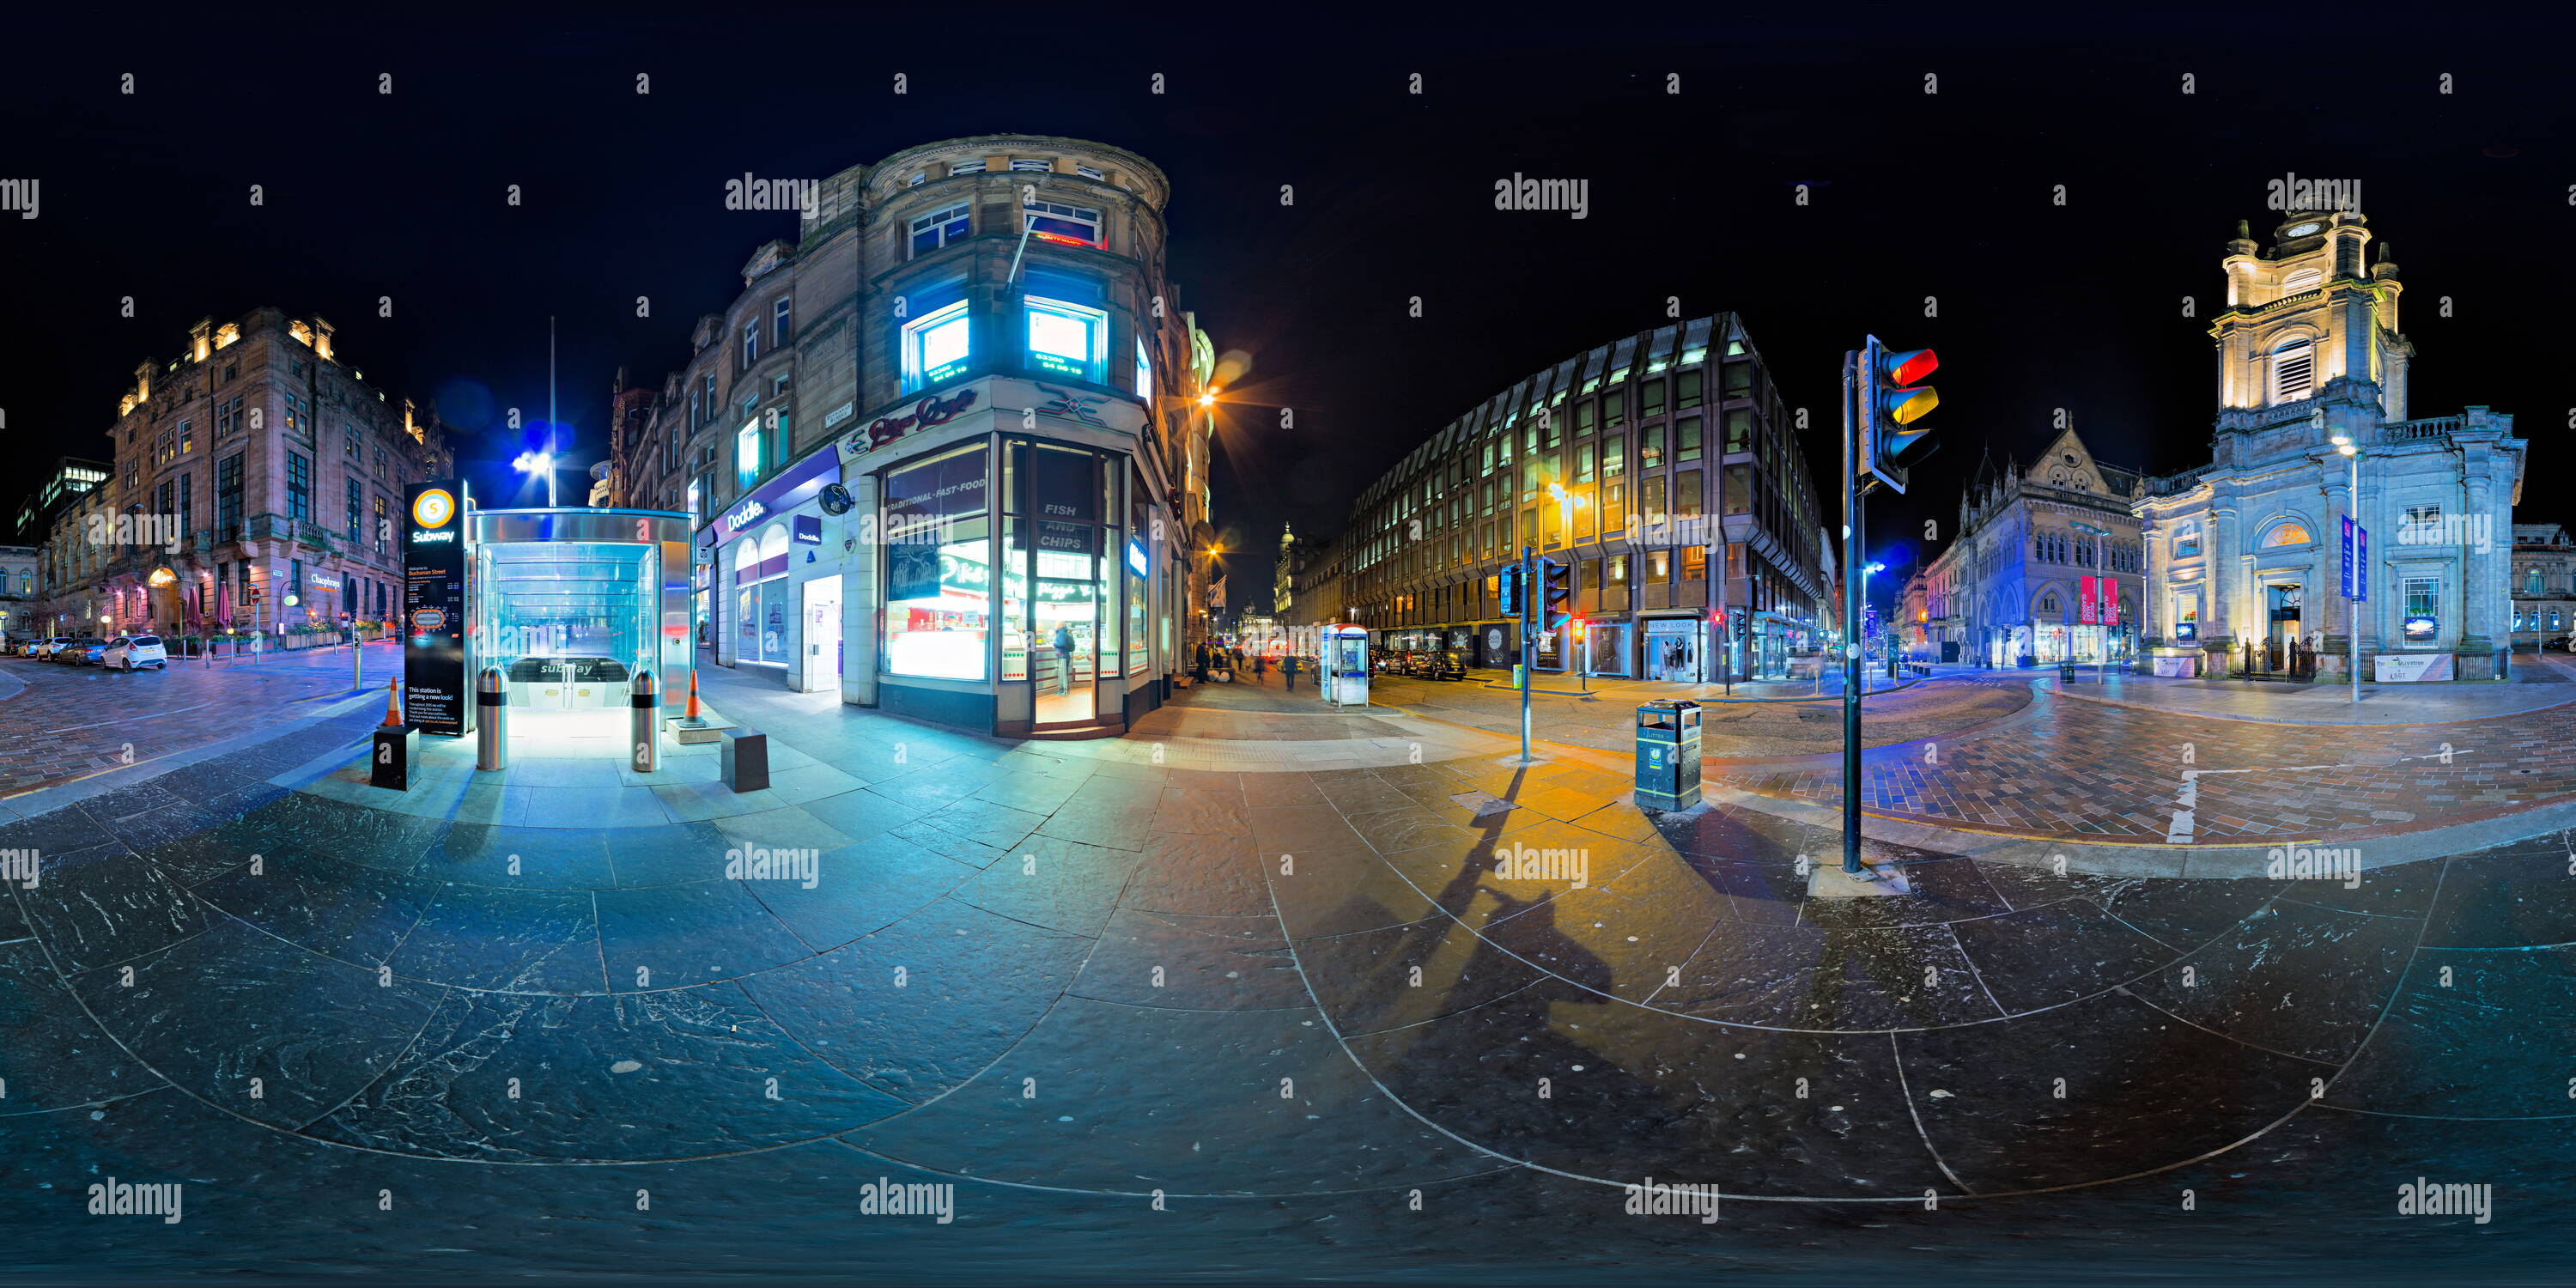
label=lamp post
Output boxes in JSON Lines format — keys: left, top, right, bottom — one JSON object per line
{"left": 1546, "top": 482, "right": 1589, "bottom": 683}
{"left": 2070, "top": 519, "right": 2111, "bottom": 683}
{"left": 2334, "top": 434, "right": 2362, "bottom": 703}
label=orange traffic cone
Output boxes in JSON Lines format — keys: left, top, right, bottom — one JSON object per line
{"left": 382, "top": 677, "right": 402, "bottom": 726}
{"left": 685, "top": 670, "right": 702, "bottom": 720}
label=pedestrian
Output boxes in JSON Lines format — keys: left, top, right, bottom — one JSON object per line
{"left": 1282, "top": 653, "right": 1301, "bottom": 692}
{"left": 1255, "top": 652, "right": 1267, "bottom": 678}
{"left": 1053, "top": 623, "right": 1077, "bottom": 694}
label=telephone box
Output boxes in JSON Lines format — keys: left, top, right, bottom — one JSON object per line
{"left": 1325, "top": 623, "right": 1370, "bottom": 708}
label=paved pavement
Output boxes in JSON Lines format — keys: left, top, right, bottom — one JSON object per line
{"left": 3, "top": 659, "right": 2573, "bottom": 1282}
{"left": 2039, "top": 653, "right": 2576, "bottom": 725}
{"left": 0, "top": 643, "right": 397, "bottom": 799}
{"left": 1365, "top": 669, "right": 2034, "bottom": 759}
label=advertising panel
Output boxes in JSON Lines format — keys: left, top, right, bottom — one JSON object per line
{"left": 403, "top": 479, "right": 471, "bottom": 736}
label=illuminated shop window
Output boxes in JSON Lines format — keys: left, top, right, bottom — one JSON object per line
{"left": 1023, "top": 199, "right": 1102, "bottom": 249}
{"left": 1027, "top": 297, "right": 1108, "bottom": 381}
{"left": 902, "top": 301, "right": 973, "bottom": 392}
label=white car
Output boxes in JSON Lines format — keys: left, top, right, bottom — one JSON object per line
{"left": 102, "top": 635, "right": 168, "bottom": 671}
{"left": 32, "top": 637, "right": 74, "bottom": 659}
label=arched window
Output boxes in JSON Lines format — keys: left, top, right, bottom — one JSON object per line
{"left": 2269, "top": 336, "right": 2316, "bottom": 404}
{"left": 2039, "top": 592, "right": 2059, "bottom": 613}
{"left": 2527, "top": 568, "right": 2545, "bottom": 596}
{"left": 2261, "top": 521, "right": 2312, "bottom": 548}
{"left": 760, "top": 525, "right": 791, "bottom": 567}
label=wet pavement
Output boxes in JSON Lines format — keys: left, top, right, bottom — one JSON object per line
{"left": 1, "top": 662, "right": 2571, "bottom": 1285}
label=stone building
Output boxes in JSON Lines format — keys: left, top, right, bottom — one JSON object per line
{"left": 608, "top": 135, "right": 1215, "bottom": 738}
{"left": 39, "top": 307, "right": 450, "bottom": 640}
{"left": 1917, "top": 429, "right": 2147, "bottom": 667}
{"left": 2135, "top": 210, "right": 2524, "bottom": 680}
{"left": 2510, "top": 524, "right": 2576, "bottom": 649}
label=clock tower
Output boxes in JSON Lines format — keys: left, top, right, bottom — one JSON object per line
{"left": 2208, "top": 210, "right": 2410, "bottom": 465}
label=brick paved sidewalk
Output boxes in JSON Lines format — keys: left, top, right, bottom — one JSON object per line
{"left": 1709, "top": 683, "right": 2576, "bottom": 845}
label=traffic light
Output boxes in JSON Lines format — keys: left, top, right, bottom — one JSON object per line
{"left": 1733, "top": 609, "right": 1749, "bottom": 641}
{"left": 1498, "top": 562, "right": 1522, "bottom": 620}
{"left": 1862, "top": 337, "right": 1940, "bottom": 494}
{"left": 1540, "top": 558, "right": 1572, "bottom": 633}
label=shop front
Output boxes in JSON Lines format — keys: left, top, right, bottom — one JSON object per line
{"left": 700, "top": 447, "right": 848, "bottom": 689}
{"left": 1641, "top": 616, "right": 1702, "bottom": 683}
{"left": 843, "top": 375, "right": 1178, "bottom": 739}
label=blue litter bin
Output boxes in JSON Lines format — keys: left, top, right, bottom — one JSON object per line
{"left": 1634, "top": 699, "right": 1703, "bottom": 811}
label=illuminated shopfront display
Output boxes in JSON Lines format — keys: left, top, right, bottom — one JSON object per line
{"left": 883, "top": 443, "right": 991, "bottom": 680}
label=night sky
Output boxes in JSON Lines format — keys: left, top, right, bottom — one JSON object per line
{"left": 6, "top": 9, "right": 2568, "bottom": 615}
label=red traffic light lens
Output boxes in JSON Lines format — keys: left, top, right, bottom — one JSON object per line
{"left": 1884, "top": 347, "right": 1939, "bottom": 386}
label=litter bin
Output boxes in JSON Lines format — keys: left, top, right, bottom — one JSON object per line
{"left": 1634, "top": 699, "right": 1703, "bottom": 811}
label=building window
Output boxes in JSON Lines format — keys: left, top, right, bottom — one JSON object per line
{"left": 1133, "top": 337, "right": 1152, "bottom": 398}
{"left": 1604, "top": 391, "right": 1626, "bottom": 432}
{"left": 217, "top": 453, "right": 244, "bottom": 540}
{"left": 373, "top": 495, "right": 387, "bottom": 551}
{"left": 1076, "top": 165, "right": 1104, "bottom": 180}
{"left": 908, "top": 204, "right": 970, "bottom": 256}
{"left": 1023, "top": 199, "right": 1103, "bottom": 249}
{"left": 1576, "top": 441, "right": 1595, "bottom": 483}
{"left": 2527, "top": 568, "right": 2545, "bottom": 596}
{"left": 736, "top": 422, "right": 763, "bottom": 489}
{"left": 1641, "top": 422, "right": 1664, "bottom": 470}
{"left": 1026, "top": 296, "right": 1108, "bottom": 381}
{"left": 902, "top": 300, "right": 974, "bottom": 392}
{"left": 1602, "top": 434, "right": 1625, "bottom": 480}
{"left": 1678, "top": 369, "right": 1703, "bottom": 409}
{"left": 286, "top": 452, "right": 311, "bottom": 522}
{"left": 2174, "top": 522, "right": 2202, "bottom": 558}
{"left": 742, "top": 321, "right": 759, "bottom": 368}
{"left": 1009, "top": 157, "right": 1052, "bottom": 172}
{"left": 949, "top": 160, "right": 986, "bottom": 177}
{"left": 773, "top": 296, "right": 793, "bottom": 348}
{"left": 284, "top": 392, "right": 305, "bottom": 432}
{"left": 906, "top": 171, "right": 927, "bottom": 186}
{"left": 2040, "top": 592, "right": 2059, "bottom": 613}
{"left": 1676, "top": 416, "right": 1703, "bottom": 463}
{"left": 347, "top": 477, "right": 363, "bottom": 540}
{"left": 2261, "top": 520, "right": 2312, "bottom": 548}
{"left": 1640, "top": 379, "right": 1667, "bottom": 421}
{"left": 2269, "top": 337, "right": 2315, "bottom": 404}
{"left": 344, "top": 425, "right": 360, "bottom": 456}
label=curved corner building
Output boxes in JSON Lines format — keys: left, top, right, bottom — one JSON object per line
{"left": 615, "top": 135, "right": 1217, "bottom": 739}
{"left": 1319, "top": 316, "right": 1833, "bottom": 683}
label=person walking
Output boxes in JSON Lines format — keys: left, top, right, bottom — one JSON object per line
{"left": 1282, "top": 652, "right": 1302, "bottom": 693}
{"left": 1254, "top": 652, "right": 1268, "bottom": 680}
{"left": 1053, "top": 624, "right": 1077, "bottom": 694}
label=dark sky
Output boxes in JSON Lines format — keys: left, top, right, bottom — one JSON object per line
{"left": 6, "top": 8, "right": 2568, "bottom": 615}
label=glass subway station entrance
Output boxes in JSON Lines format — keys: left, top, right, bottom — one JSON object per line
{"left": 408, "top": 505, "right": 695, "bottom": 755}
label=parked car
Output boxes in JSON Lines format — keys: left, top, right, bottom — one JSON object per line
{"left": 1424, "top": 647, "right": 1469, "bottom": 681}
{"left": 63, "top": 637, "right": 110, "bottom": 665}
{"left": 103, "top": 635, "right": 168, "bottom": 671}
{"left": 29, "top": 637, "right": 72, "bottom": 659}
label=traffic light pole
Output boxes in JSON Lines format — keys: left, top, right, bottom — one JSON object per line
{"left": 1840, "top": 349, "right": 1872, "bottom": 879}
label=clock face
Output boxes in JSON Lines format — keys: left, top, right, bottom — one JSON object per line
{"left": 2287, "top": 222, "right": 2322, "bottom": 237}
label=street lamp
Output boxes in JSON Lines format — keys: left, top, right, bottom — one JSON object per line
{"left": 2070, "top": 519, "right": 2112, "bottom": 681}
{"left": 513, "top": 449, "right": 559, "bottom": 507}
{"left": 2335, "top": 434, "right": 2362, "bottom": 703}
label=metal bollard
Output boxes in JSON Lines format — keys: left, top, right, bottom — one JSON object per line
{"left": 629, "top": 669, "right": 659, "bottom": 773}
{"left": 476, "top": 666, "right": 507, "bottom": 771}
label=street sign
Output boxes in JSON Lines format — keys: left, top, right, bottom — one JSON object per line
{"left": 2342, "top": 516, "right": 2369, "bottom": 602}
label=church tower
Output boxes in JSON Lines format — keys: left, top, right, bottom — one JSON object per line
{"left": 2208, "top": 209, "right": 2411, "bottom": 465}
